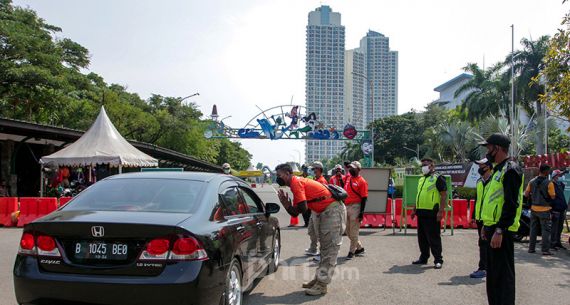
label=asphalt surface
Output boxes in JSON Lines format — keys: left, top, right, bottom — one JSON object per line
{"left": 1, "top": 184, "right": 569, "bottom": 305}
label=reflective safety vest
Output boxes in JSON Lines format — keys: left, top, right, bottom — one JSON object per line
{"left": 481, "top": 162, "right": 524, "bottom": 232}
{"left": 474, "top": 179, "right": 490, "bottom": 221}
{"left": 416, "top": 174, "right": 441, "bottom": 210}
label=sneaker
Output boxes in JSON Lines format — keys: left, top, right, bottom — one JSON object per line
{"left": 528, "top": 249, "right": 536, "bottom": 254}
{"left": 302, "top": 279, "right": 317, "bottom": 289}
{"left": 305, "top": 249, "right": 319, "bottom": 256}
{"left": 469, "top": 270, "right": 486, "bottom": 278}
{"left": 305, "top": 282, "right": 327, "bottom": 296}
{"left": 355, "top": 248, "right": 366, "bottom": 256}
{"left": 346, "top": 252, "right": 354, "bottom": 260}
{"left": 434, "top": 262, "right": 443, "bottom": 269}
{"left": 542, "top": 251, "right": 554, "bottom": 256}
{"left": 556, "top": 244, "right": 567, "bottom": 250}
{"left": 412, "top": 259, "right": 428, "bottom": 265}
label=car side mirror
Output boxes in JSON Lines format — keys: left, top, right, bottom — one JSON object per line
{"left": 265, "top": 202, "right": 280, "bottom": 214}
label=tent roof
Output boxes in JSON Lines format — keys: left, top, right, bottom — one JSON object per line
{"left": 40, "top": 107, "right": 158, "bottom": 167}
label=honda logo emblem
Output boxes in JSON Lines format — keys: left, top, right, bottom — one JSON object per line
{"left": 91, "top": 226, "right": 104, "bottom": 237}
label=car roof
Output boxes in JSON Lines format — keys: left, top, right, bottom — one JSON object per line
{"left": 104, "top": 171, "right": 237, "bottom": 184}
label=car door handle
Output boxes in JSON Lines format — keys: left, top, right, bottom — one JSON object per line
{"left": 236, "top": 225, "right": 246, "bottom": 233}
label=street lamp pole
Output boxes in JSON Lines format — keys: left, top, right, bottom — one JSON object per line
{"left": 179, "top": 92, "right": 200, "bottom": 104}
{"left": 403, "top": 144, "right": 420, "bottom": 160}
{"left": 352, "top": 71, "right": 375, "bottom": 167}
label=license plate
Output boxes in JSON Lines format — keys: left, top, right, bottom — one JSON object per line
{"left": 74, "top": 242, "right": 128, "bottom": 260}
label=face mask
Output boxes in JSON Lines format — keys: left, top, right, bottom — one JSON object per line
{"left": 486, "top": 146, "right": 497, "bottom": 163}
{"left": 349, "top": 169, "right": 358, "bottom": 176}
{"left": 421, "top": 166, "right": 430, "bottom": 175}
{"left": 478, "top": 168, "right": 487, "bottom": 176}
{"left": 223, "top": 169, "right": 230, "bottom": 174}
{"left": 276, "top": 177, "right": 286, "bottom": 186}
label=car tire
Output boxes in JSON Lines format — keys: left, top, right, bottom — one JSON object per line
{"left": 224, "top": 259, "right": 243, "bottom": 305}
{"left": 267, "top": 230, "right": 280, "bottom": 274}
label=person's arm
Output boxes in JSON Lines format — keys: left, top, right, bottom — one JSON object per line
{"left": 277, "top": 189, "right": 308, "bottom": 216}
{"left": 436, "top": 175, "right": 447, "bottom": 221}
{"left": 524, "top": 182, "right": 531, "bottom": 198}
{"left": 548, "top": 182, "right": 556, "bottom": 200}
{"left": 358, "top": 180, "right": 369, "bottom": 220}
{"left": 496, "top": 168, "right": 522, "bottom": 230}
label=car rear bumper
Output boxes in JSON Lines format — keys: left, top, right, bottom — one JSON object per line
{"left": 14, "top": 256, "right": 224, "bottom": 305}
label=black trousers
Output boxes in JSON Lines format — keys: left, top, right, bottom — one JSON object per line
{"left": 476, "top": 221, "right": 487, "bottom": 271}
{"left": 485, "top": 228, "right": 515, "bottom": 305}
{"left": 417, "top": 215, "right": 443, "bottom": 263}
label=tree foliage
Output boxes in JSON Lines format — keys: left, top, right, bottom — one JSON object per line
{"left": 0, "top": 1, "right": 251, "bottom": 169}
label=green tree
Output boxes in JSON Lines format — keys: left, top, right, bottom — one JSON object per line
{"left": 370, "top": 112, "right": 423, "bottom": 165}
{"left": 538, "top": 4, "right": 570, "bottom": 129}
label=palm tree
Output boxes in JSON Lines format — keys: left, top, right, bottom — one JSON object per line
{"left": 340, "top": 142, "right": 363, "bottom": 163}
{"left": 439, "top": 121, "right": 477, "bottom": 162}
{"left": 454, "top": 63, "right": 510, "bottom": 122}
{"left": 509, "top": 36, "right": 550, "bottom": 154}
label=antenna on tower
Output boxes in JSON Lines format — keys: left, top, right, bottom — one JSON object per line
{"left": 290, "top": 95, "right": 294, "bottom": 105}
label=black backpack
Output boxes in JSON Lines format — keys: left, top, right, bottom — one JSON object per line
{"left": 325, "top": 184, "right": 348, "bottom": 201}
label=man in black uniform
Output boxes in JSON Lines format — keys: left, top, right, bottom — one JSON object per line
{"left": 411, "top": 158, "right": 447, "bottom": 269}
{"left": 480, "top": 133, "right": 523, "bottom": 305}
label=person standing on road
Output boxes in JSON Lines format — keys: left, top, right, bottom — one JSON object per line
{"left": 469, "top": 158, "right": 493, "bottom": 279}
{"left": 550, "top": 169, "right": 568, "bottom": 250}
{"left": 275, "top": 163, "right": 346, "bottom": 296}
{"left": 411, "top": 158, "right": 446, "bottom": 269}
{"left": 524, "top": 164, "right": 555, "bottom": 255}
{"left": 305, "top": 161, "right": 327, "bottom": 256}
{"left": 329, "top": 165, "right": 345, "bottom": 187}
{"left": 480, "top": 133, "right": 523, "bottom": 305}
{"left": 343, "top": 161, "right": 368, "bottom": 260}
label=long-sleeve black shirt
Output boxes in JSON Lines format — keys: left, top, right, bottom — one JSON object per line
{"left": 493, "top": 159, "right": 523, "bottom": 230}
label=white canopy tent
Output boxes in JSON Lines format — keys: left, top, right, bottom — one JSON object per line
{"left": 39, "top": 107, "right": 158, "bottom": 194}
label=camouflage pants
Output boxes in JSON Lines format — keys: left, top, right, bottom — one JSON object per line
{"left": 311, "top": 201, "right": 347, "bottom": 284}
{"left": 345, "top": 203, "right": 363, "bottom": 253}
{"left": 307, "top": 213, "right": 318, "bottom": 252}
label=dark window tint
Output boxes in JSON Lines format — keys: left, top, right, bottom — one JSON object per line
{"left": 239, "top": 188, "right": 262, "bottom": 214}
{"left": 63, "top": 178, "right": 204, "bottom": 213}
{"left": 221, "top": 187, "right": 248, "bottom": 215}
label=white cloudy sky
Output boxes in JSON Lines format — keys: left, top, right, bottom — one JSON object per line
{"left": 14, "top": 0, "right": 567, "bottom": 168}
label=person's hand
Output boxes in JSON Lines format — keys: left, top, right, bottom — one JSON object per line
{"left": 410, "top": 209, "right": 416, "bottom": 220}
{"left": 436, "top": 211, "right": 444, "bottom": 222}
{"left": 357, "top": 212, "right": 364, "bottom": 222}
{"left": 277, "top": 189, "right": 292, "bottom": 209}
{"left": 490, "top": 232, "right": 503, "bottom": 248}
{"left": 481, "top": 227, "right": 487, "bottom": 241}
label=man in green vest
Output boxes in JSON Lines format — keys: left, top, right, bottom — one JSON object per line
{"left": 411, "top": 157, "right": 447, "bottom": 269}
{"left": 479, "top": 133, "right": 523, "bottom": 305}
{"left": 469, "top": 158, "right": 493, "bottom": 279}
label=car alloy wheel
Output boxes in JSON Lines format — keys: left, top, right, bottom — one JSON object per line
{"left": 268, "top": 231, "right": 280, "bottom": 274}
{"left": 226, "top": 260, "right": 242, "bottom": 305}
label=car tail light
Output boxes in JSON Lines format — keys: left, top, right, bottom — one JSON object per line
{"left": 169, "top": 237, "right": 208, "bottom": 261}
{"left": 18, "top": 233, "right": 36, "bottom": 256}
{"left": 36, "top": 235, "right": 61, "bottom": 257}
{"left": 138, "top": 238, "right": 170, "bottom": 260}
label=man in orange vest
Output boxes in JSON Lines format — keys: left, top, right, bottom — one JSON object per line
{"left": 329, "top": 165, "right": 344, "bottom": 187}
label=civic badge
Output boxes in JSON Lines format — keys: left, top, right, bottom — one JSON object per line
{"left": 91, "top": 226, "right": 104, "bottom": 237}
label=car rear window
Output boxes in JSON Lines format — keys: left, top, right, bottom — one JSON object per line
{"left": 62, "top": 178, "right": 204, "bottom": 213}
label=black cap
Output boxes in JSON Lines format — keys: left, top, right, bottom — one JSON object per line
{"left": 343, "top": 160, "right": 351, "bottom": 166}
{"left": 479, "top": 133, "right": 510, "bottom": 149}
{"left": 420, "top": 157, "right": 434, "bottom": 163}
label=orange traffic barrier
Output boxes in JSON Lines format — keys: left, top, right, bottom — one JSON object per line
{"left": 38, "top": 198, "right": 58, "bottom": 216}
{"left": 452, "top": 199, "right": 469, "bottom": 228}
{"left": 0, "top": 197, "right": 18, "bottom": 227}
{"left": 17, "top": 197, "right": 39, "bottom": 227}
{"left": 289, "top": 216, "right": 299, "bottom": 226}
{"left": 59, "top": 197, "right": 72, "bottom": 207}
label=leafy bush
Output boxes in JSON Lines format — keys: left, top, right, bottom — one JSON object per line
{"left": 455, "top": 187, "right": 477, "bottom": 201}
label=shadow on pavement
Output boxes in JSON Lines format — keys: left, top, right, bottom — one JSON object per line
{"left": 438, "top": 275, "right": 485, "bottom": 286}
{"left": 281, "top": 255, "right": 312, "bottom": 266}
{"left": 245, "top": 291, "right": 316, "bottom": 304}
{"left": 384, "top": 264, "right": 432, "bottom": 275}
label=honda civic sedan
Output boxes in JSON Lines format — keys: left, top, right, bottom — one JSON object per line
{"left": 14, "top": 172, "right": 281, "bottom": 305}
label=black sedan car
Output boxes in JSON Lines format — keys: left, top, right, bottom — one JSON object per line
{"left": 14, "top": 172, "right": 281, "bottom": 305}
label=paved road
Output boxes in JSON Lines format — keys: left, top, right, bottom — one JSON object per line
{"left": 1, "top": 184, "right": 569, "bottom": 305}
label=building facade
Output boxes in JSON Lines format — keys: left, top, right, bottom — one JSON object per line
{"left": 432, "top": 73, "right": 474, "bottom": 110}
{"left": 344, "top": 49, "right": 366, "bottom": 130}
{"left": 359, "top": 31, "right": 398, "bottom": 123}
{"left": 305, "top": 5, "right": 346, "bottom": 163}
